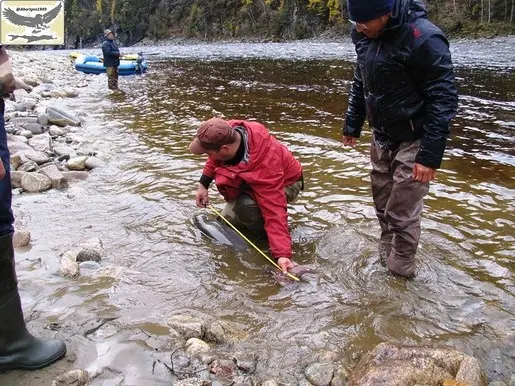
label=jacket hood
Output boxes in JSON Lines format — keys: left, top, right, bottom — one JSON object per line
{"left": 383, "top": 0, "right": 427, "bottom": 33}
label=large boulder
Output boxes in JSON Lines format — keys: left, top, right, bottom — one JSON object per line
{"left": 348, "top": 343, "right": 486, "bottom": 386}
{"left": 46, "top": 106, "right": 81, "bottom": 127}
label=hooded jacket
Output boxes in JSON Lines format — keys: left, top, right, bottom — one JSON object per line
{"left": 101, "top": 37, "right": 120, "bottom": 68}
{"left": 343, "top": 0, "right": 458, "bottom": 169}
{"left": 202, "top": 120, "right": 303, "bottom": 259}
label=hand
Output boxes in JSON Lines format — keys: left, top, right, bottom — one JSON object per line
{"left": 413, "top": 163, "right": 436, "bottom": 183}
{"left": 342, "top": 136, "right": 357, "bottom": 147}
{"left": 195, "top": 184, "right": 209, "bottom": 207}
{"left": 0, "top": 161, "right": 5, "bottom": 180}
{"left": 277, "top": 257, "right": 296, "bottom": 274}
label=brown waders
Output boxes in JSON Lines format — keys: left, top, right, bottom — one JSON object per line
{"left": 221, "top": 179, "right": 303, "bottom": 235}
{"left": 106, "top": 66, "right": 119, "bottom": 90}
{"left": 370, "top": 138, "right": 429, "bottom": 278}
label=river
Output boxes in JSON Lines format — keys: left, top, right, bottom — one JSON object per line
{"left": 5, "top": 38, "right": 515, "bottom": 384}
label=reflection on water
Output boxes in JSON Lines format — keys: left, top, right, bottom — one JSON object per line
{"left": 8, "top": 39, "right": 515, "bottom": 384}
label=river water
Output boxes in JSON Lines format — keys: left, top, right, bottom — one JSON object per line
{"left": 7, "top": 38, "right": 515, "bottom": 384}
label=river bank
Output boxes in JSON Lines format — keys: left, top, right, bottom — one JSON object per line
{"left": 0, "top": 44, "right": 513, "bottom": 385}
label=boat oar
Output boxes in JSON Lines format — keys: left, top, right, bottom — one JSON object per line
{"left": 208, "top": 205, "right": 300, "bottom": 282}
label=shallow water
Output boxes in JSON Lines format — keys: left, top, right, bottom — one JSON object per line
{"left": 5, "top": 38, "right": 515, "bottom": 384}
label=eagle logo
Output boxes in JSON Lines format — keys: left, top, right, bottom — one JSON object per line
{"left": 2, "top": 2, "right": 62, "bottom": 32}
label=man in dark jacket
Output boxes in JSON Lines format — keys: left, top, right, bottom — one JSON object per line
{"left": 0, "top": 45, "right": 66, "bottom": 371}
{"left": 101, "top": 29, "right": 120, "bottom": 90}
{"left": 189, "top": 118, "right": 304, "bottom": 274}
{"left": 342, "top": 0, "right": 458, "bottom": 277}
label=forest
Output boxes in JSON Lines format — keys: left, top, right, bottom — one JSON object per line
{"left": 64, "top": 0, "right": 514, "bottom": 47}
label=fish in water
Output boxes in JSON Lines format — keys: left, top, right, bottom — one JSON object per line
{"left": 193, "top": 213, "right": 248, "bottom": 250}
{"left": 264, "top": 265, "right": 319, "bottom": 286}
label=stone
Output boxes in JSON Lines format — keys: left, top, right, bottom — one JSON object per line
{"left": 63, "top": 171, "right": 89, "bottom": 182}
{"left": 204, "top": 320, "right": 248, "bottom": 344}
{"left": 347, "top": 343, "right": 486, "bottom": 386}
{"left": 76, "top": 249, "right": 102, "bottom": 263}
{"left": 54, "top": 145, "right": 75, "bottom": 157}
{"left": 24, "top": 122, "right": 44, "bottom": 135}
{"left": 85, "top": 156, "right": 104, "bottom": 169}
{"left": 67, "top": 156, "right": 88, "bottom": 171}
{"left": 64, "top": 88, "right": 79, "bottom": 97}
{"left": 174, "top": 379, "right": 211, "bottom": 386}
{"left": 19, "top": 129, "right": 33, "bottom": 139}
{"left": 38, "top": 112, "right": 49, "bottom": 126}
{"left": 29, "top": 133, "right": 52, "bottom": 153}
{"left": 51, "top": 369, "right": 89, "bottom": 386}
{"left": 14, "top": 77, "right": 33, "bottom": 92}
{"left": 262, "top": 381, "right": 280, "bottom": 386}
{"left": 455, "top": 356, "right": 487, "bottom": 385}
{"left": 185, "top": 338, "right": 210, "bottom": 356}
{"left": 20, "top": 172, "right": 52, "bottom": 192}
{"left": 47, "top": 106, "right": 81, "bottom": 127}
{"left": 168, "top": 315, "right": 203, "bottom": 340}
{"left": 18, "top": 160, "right": 38, "bottom": 172}
{"left": 305, "top": 362, "right": 335, "bottom": 386}
{"left": 10, "top": 154, "right": 23, "bottom": 170}
{"left": 49, "top": 125, "right": 66, "bottom": 137}
{"left": 59, "top": 257, "right": 79, "bottom": 278}
{"left": 10, "top": 171, "right": 24, "bottom": 188}
{"left": 24, "top": 150, "right": 51, "bottom": 164}
{"left": 13, "top": 229, "right": 31, "bottom": 248}
{"left": 40, "top": 164, "right": 67, "bottom": 189}
{"left": 12, "top": 89, "right": 28, "bottom": 102}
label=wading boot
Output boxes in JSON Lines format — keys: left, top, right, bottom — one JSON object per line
{"left": 0, "top": 233, "right": 66, "bottom": 371}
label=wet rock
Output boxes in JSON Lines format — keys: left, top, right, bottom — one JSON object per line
{"left": 76, "top": 249, "right": 102, "bottom": 263}
{"left": 49, "top": 126, "right": 66, "bottom": 137}
{"left": 209, "top": 359, "right": 238, "bottom": 378}
{"left": 66, "top": 156, "right": 88, "bottom": 171}
{"left": 15, "top": 101, "right": 36, "bottom": 111}
{"left": 19, "top": 129, "right": 33, "bottom": 139}
{"left": 59, "top": 257, "right": 79, "bottom": 278}
{"left": 455, "top": 356, "right": 486, "bottom": 385}
{"left": 85, "top": 156, "right": 104, "bottom": 169}
{"left": 63, "top": 171, "right": 89, "bottom": 182}
{"left": 47, "top": 106, "right": 81, "bottom": 127}
{"left": 12, "top": 89, "right": 28, "bottom": 102}
{"left": 78, "top": 237, "right": 104, "bottom": 253}
{"left": 29, "top": 133, "right": 52, "bottom": 153}
{"left": 305, "top": 362, "right": 335, "bottom": 386}
{"left": 8, "top": 137, "right": 33, "bottom": 154}
{"left": 18, "top": 160, "right": 38, "bottom": 172}
{"left": 25, "top": 149, "right": 51, "bottom": 164}
{"left": 10, "top": 154, "right": 23, "bottom": 170}
{"left": 168, "top": 315, "right": 203, "bottom": 340}
{"left": 38, "top": 112, "right": 49, "bottom": 126}
{"left": 174, "top": 379, "right": 211, "bottom": 386}
{"left": 331, "top": 367, "right": 348, "bottom": 386}
{"left": 24, "top": 123, "right": 44, "bottom": 135}
{"left": 64, "top": 88, "right": 79, "bottom": 98}
{"left": 204, "top": 320, "right": 248, "bottom": 344}
{"left": 79, "top": 261, "right": 102, "bottom": 275}
{"left": 232, "top": 351, "right": 257, "bottom": 374}
{"left": 13, "top": 229, "right": 31, "bottom": 248}
{"left": 40, "top": 164, "right": 67, "bottom": 189}
{"left": 10, "top": 171, "right": 23, "bottom": 188}
{"left": 347, "top": 343, "right": 487, "bottom": 386}
{"left": 54, "top": 145, "right": 75, "bottom": 158}
{"left": 21, "top": 172, "right": 52, "bottom": 192}
{"left": 51, "top": 369, "right": 89, "bottom": 386}
{"left": 185, "top": 338, "right": 211, "bottom": 355}
{"left": 8, "top": 116, "right": 39, "bottom": 126}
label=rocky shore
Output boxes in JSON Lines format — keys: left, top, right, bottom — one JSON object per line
{"left": 1, "top": 50, "right": 494, "bottom": 386}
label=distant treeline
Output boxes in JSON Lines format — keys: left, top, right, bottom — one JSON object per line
{"left": 64, "top": 0, "right": 514, "bottom": 47}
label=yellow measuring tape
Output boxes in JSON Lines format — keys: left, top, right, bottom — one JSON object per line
{"left": 208, "top": 205, "right": 300, "bottom": 282}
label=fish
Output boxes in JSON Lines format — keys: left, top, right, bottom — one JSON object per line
{"left": 264, "top": 265, "right": 319, "bottom": 286}
{"left": 8, "top": 34, "right": 56, "bottom": 43}
{"left": 193, "top": 213, "right": 248, "bottom": 250}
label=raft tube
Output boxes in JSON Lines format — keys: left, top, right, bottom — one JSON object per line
{"left": 74, "top": 54, "right": 147, "bottom": 75}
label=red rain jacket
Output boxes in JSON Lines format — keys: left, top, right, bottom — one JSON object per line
{"left": 202, "top": 120, "right": 302, "bottom": 258}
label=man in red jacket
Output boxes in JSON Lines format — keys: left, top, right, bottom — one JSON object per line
{"left": 189, "top": 118, "right": 303, "bottom": 274}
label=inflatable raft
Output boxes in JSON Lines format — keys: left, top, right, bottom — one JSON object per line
{"left": 74, "top": 54, "right": 147, "bottom": 75}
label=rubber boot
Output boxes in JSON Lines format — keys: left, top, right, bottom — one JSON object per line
{"left": 0, "top": 233, "right": 66, "bottom": 371}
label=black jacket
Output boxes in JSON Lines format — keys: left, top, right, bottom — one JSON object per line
{"left": 343, "top": 0, "right": 458, "bottom": 169}
{"left": 101, "top": 38, "right": 120, "bottom": 68}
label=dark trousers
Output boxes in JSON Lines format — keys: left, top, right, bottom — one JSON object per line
{"left": 370, "top": 137, "right": 429, "bottom": 277}
{"left": 106, "top": 67, "right": 119, "bottom": 90}
{"left": 0, "top": 100, "right": 14, "bottom": 239}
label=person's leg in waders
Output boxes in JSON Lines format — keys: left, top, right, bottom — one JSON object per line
{"left": 221, "top": 180, "right": 303, "bottom": 235}
{"left": 0, "top": 99, "right": 66, "bottom": 371}
{"left": 106, "top": 66, "right": 119, "bottom": 90}
{"left": 371, "top": 137, "right": 429, "bottom": 278}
